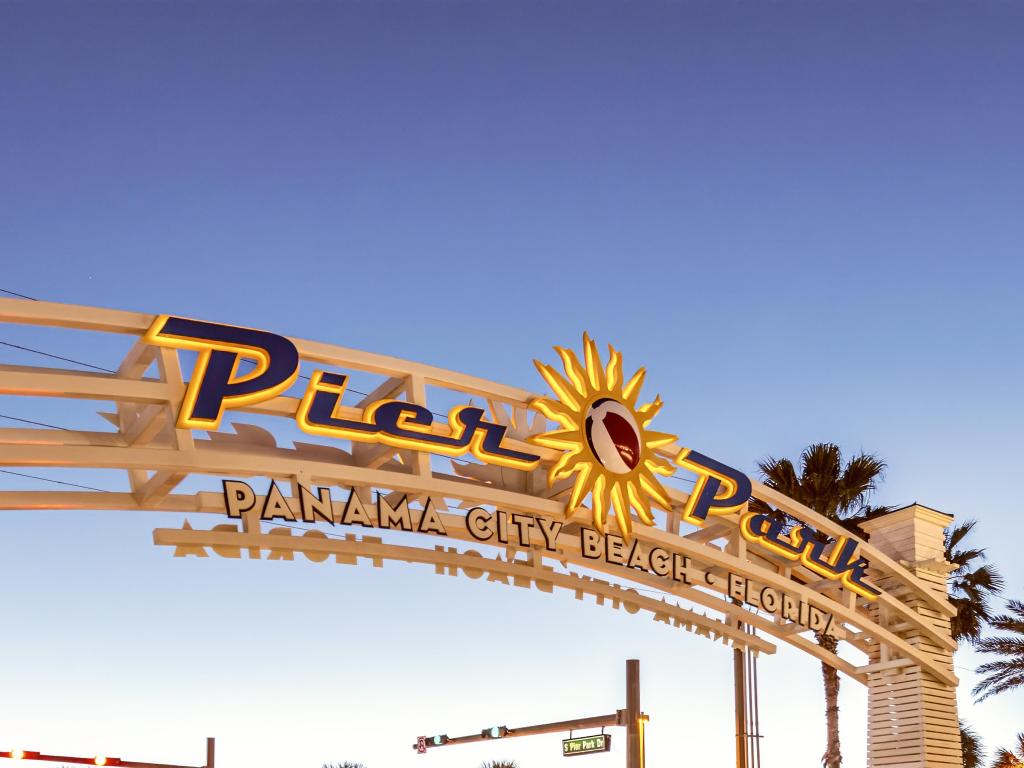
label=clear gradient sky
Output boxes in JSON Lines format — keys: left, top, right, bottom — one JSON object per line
{"left": 1, "top": 2, "right": 1022, "bottom": 767}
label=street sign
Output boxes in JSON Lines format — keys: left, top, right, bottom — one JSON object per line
{"left": 562, "top": 734, "right": 612, "bottom": 757}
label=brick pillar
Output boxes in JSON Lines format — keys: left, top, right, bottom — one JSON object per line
{"left": 858, "top": 504, "right": 962, "bottom": 768}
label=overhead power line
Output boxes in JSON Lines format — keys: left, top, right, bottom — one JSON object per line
{"left": 0, "top": 468, "right": 110, "bottom": 493}
{"left": 0, "top": 339, "right": 115, "bottom": 373}
{"left": 0, "top": 413, "right": 70, "bottom": 431}
{"left": 0, "top": 287, "right": 38, "bottom": 300}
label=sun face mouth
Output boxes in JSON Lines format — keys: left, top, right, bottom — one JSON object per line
{"left": 530, "top": 335, "right": 677, "bottom": 537}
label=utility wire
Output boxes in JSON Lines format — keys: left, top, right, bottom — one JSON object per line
{"left": 0, "top": 339, "right": 115, "bottom": 373}
{"left": 0, "top": 287, "right": 38, "bottom": 300}
{"left": 0, "top": 412, "right": 70, "bottom": 431}
{"left": 0, "top": 468, "right": 109, "bottom": 493}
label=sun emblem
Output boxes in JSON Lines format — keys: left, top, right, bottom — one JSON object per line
{"left": 530, "top": 335, "right": 677, "bottom": 537}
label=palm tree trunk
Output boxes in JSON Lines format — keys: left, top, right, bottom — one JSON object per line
{"left": 819, "top": 632, "right": 842, "bottom": 768}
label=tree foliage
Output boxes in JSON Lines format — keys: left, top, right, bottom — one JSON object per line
{"left": 990, "top": 732, "right": 1024, "bottom": 768}
{"left": 757, "top": 442, "right": 890, "bottom": 768}
{"left": 945, "top": 520, "right": 1005, "bottom": 643}
{"left": 959, "top": 719, "right": 984, "bottom": 768}
{"left": 973, "top": 599, "right": 1024, "bottom": 703}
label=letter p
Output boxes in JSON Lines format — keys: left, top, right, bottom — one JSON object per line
{"left": 146, "top": 315, "right": 300, "bottom": 430}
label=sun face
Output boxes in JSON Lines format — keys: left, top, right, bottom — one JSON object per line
{"left": 530, "top": 335, "right": 677, "bottom": 537}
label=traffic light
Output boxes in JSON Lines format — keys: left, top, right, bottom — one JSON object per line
{"left": 481, "top": 726, "right": 508, "bottom": 739}
{"left": 413, "top": 734, "right": 449, "bottom": 753}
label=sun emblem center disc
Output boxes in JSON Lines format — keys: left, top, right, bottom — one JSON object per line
{"left": 584, "top": 397, "right": 642, "bottom": 474}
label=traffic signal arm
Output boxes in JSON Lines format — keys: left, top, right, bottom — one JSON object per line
{"left": 412, "top": 712, "right": 621, "bottom": 751}
{"left": 503, "top": 712, "right": 622, "bottom": 739}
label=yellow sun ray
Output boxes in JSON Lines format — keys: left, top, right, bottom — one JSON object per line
{"left": 567, "top": 462, "right": 595, "bottom": 513}
{"left": 643, "top": 431, "right": 677, "bottom": 449}
{"left": 627, "top": 481, "right": 655, "bottom": 526}
{"left": 532, "top": 398, "right": 581, "bottom": 428}
{"left": 552, "top": 454, "right": 590, "bottom": 486}
{"left": 531, "top": 428, "right": 584, "bottom": 451}
{"left": 534, "top": 362, "right": 583, "bottom": 412}
{"left": 582, "top": 334, "right": 605, "bottom": 391}
{"left": 549, "top": 446, "right": 584, "bottom": 483}
{"left": 645, "top": 454, "right": 676, "bottom": 476}
{"left": 639, "top": 466, "right": 673, "bottom": 509}
{"left": 605, "top": 346, "right": 622, "bottom": 391}
{"left": 530, "top": 335, "right": 679, "bottom": 538}
{"left": 556, "top": 346, "right": 590, "bottom": 396}
{"left": 592, "top": 474, "right": 608, "bottom": 530}
{"left": 611, "top": 482, "right": 632, "bottom": 537}
{"left": 636, "top": 396, "right": 663, "bottom": 425}
{"left": 622, "top": 368, "right": 646, "bottom": 406}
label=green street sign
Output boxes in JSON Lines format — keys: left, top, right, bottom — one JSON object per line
{"left": 562, "top": 734, "right": 612, "bottom": 757}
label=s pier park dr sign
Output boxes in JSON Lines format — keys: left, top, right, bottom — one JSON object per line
{"left": 563, "top": 734, "right": 612, "bottom": 756}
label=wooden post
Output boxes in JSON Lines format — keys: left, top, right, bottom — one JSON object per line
{"left": 733, "top": 636, "right": 747, "bottom": 768}
{"left": 626, "top": 659, "right": 641, "bottom": 768}
{"left": 205, "top": 738, "right": 214, "bottom": 768}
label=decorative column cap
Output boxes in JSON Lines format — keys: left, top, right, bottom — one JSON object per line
{"left": 859, "top": 503, "right": 953, "bottom": 534}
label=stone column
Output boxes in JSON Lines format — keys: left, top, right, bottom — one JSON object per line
{"left": 858, "top": 504, "right": 962, "bottom": 768}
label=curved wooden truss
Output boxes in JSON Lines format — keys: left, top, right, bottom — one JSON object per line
{"left": 0, "top": 298, "right": 958, "bottom": 689}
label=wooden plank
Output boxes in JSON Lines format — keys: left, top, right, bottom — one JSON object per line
{"left": 0, "top": 365, "right": 172, "bottom": 403}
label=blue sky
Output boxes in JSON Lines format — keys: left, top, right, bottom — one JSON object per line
{"left": 1, "top": 2, "right": 1022, "bottom": 767}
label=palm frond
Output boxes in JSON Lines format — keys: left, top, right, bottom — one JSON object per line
{"left": 837, "top": 453, "right": 887, "bottom": 510}
{"left": 990, "top": 735, "right": 1024, "bottom": 768}
{"left": 972, "top": 597, "right": 1024, "bottom": 701}
{"left": 959, "top": 719, "right": 984, "bottom": 768}
{"left": 940, "top": 520, "right": 1006, "bottom": 643}
{"left": 945, "top": 519, "right": 977, "bottom": 552}
{"left": 972, "top": 669, "right": 1024, "bottom": 702}
{"left": 758, "top": 456, "right": 800, "bottom": 497}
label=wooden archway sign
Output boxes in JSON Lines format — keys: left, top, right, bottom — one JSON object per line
{"left": 0, "top": 298, "right": 962, "bottom": 767}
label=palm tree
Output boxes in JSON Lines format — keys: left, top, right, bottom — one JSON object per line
{"left": 960, "top": 719, "right": 984, "bottom": 768}
{"left": 480, "top": 762, "right": 518, "bottom": 768}
{"left": 945, "top": 520, "right": 1005, "bottom": 643}
{"left": 757, "top": 442, "right": 889, "bottom": 768}
{"left": 973, "top": 599, "right": 1024, "bottom": 702}
{"left": 990, "top": 733, "right": 1024, "bottom": 768}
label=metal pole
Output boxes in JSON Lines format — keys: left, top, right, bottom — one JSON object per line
{"left": 751, "top": 651, "right": 762, "bottom": 768}
{"left": 626, "top": 659, "right": 641, "bottom": 768}
{"left": 733, "top": 629, "right": 747, "bottom": 768}
{"left": 205, "top": 738, "right": 215, "bottom": 768}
